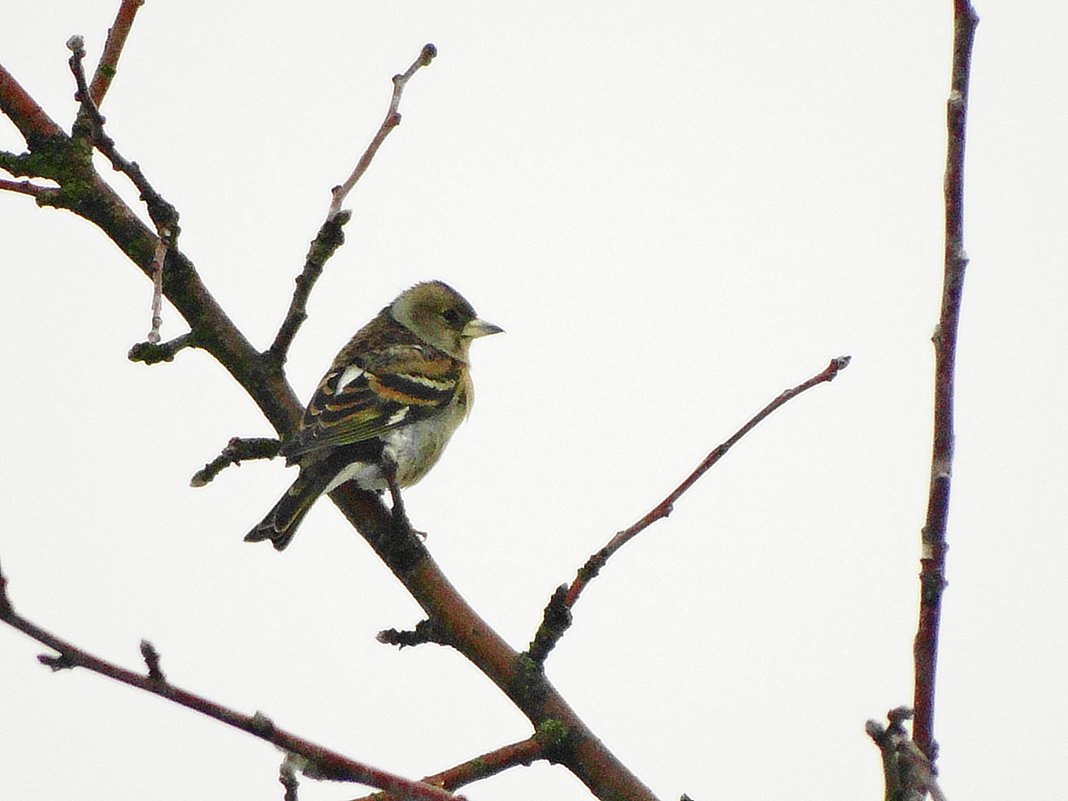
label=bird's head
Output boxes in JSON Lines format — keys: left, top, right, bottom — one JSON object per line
{"left": 391, "top": 281, "right": 503, "bottom": 361}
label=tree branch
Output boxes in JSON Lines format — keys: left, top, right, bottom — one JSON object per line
{"left": 189, "top": 437, "right": 282, "bottom": 487}
{"left": 528, "top": 356, "right": 852, "bottom": 662}
{"left": 0, "top": 61, "right": 67, "bottom": 144}
{"left": 349, "top": 735, "right": 548, "bottom": 801}
{"left": 0, "top": 566, "right": 462, "bottom": 801}
{"left": 0, "top": 176, "right": 58, "bottom": 200}
{"left": 67, "top": 35, "right": 180, "bottom": 233}
{"left": 87, "top": 0, "right": 145, "bottom": 106}
{"left": 912, "top": 0, "right": 979, "bottom": 760}
{"left": 268, "top": 43, "right": 437, "bottom": 364}
{"left": 328, "top": 43, "right": 437, "bottom": 220}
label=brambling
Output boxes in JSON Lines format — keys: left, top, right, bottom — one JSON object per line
{"left": 246, "top": 281, "right": 502, "bottom": 550}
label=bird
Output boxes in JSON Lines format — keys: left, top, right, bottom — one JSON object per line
{"left": 245, "top": 280, "right": 502, "bottom": 550}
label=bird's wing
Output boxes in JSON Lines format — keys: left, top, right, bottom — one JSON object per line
{"left": 281, "top": 344, "right": 462, "bottom": 459}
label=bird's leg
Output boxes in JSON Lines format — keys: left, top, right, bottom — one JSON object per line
{"left": 386, "top": 473, "right": 412, "bottom": 535}
{"left": 379, "top": 452, "right": 418, "bottom": 538}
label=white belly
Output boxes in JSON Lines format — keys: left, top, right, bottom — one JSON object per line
{"left": 322, "top": 406, "right": 465, "bottom": 494}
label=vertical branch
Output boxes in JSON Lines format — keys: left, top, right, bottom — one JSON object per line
{"left": 913, "top": 0, "right": 979, "bottom": 759}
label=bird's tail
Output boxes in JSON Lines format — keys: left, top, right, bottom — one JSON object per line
{"left": 244, "top": 467, "right": 332, "bottom": 551}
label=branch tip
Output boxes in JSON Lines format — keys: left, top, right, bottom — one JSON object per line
{"left": 190, "top": 437, "right": 281, "bottom": 487}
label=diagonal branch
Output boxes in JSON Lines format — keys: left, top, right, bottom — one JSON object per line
{"left": 529, "top": 356, "right": 852, "bottom": 663}
{"left": 0, "top": 565, "right": 462, "bottom": 801}
{"left": 87, "top": 0, "right": 145, "bottom": 106}
{"left": 912, "top": 0, "right": 979, "bottom": 760}
{"left": 349, "top": 735, "right": 548, "bottom": 801}
{"left": 268, "top": 43, "right": 437, "bottom": 363}
{"left": 0, "top": 62, "right": 67, "bottom": 144}
{"left": 328, "top": 43, "right": 437, "bottom": 220}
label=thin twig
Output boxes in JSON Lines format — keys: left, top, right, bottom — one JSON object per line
{"left": 146, "top": 232, "right": 169, "bottom": 343}
{"left": 0, "top": 567, "right": 460, "bottom": 801}
{"left": 128, "top": 332, "right": 196, "bottom": 364}
{"left": 68, "top": 34, "right": 181, "bottom": 344}
{"left": 67, "top": 35, "right": 179, "bottom": 232}
{"left": 529, "top": 356, "right": 851, "bottom": 661}
{"left": 328, "top": 43, "right": 437, "bottom": 220}
{"left": 912, "top": 0, "right": 979, "bottom": 761}
{"left": 269, "top": 43, "right": 437, "bottom": 363}
{"left": 0, "top": 177, "right": 57, "bottom": 199}
{"left": 87, "top": 0, "right": 145, "bottom": 106}
{"left": 348, "top": 736, "right": 545, "bottom": 801}
{"left": 190, "top": 437, "right": 282, "bottom": 487}
{"left": 7, "top": 28, "right": 659, "bottom": 799}
{"left": 268, "top": 211, "right": 351, "bottom": 362}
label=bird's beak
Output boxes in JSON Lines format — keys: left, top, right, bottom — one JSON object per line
{"left": 463, "top": 318, "right": 504, "bottom": 339}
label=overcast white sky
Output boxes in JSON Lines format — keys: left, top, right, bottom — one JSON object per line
{"left": 2, "top": 2, "right": 1066, "bottom": 799}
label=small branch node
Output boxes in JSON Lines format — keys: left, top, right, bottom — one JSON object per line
{"left": 250, "top": 710, "right": 276, "bottom": 736}
{"left": 38, "top": 652, "right": 76, "bottom": 672}
{"left": 867, "top": 707, "right": 944, "bottom": 801}
{"left": 128, "top": 332, "right": 195, "bottom": 364}
{"left": 377, "top": 618, "right": 452, "bottom": 648}
{"left": 139, "top": 638, "right": 165, "bottom": 682}
{"left": 526, "top": 584, "right": 572, "bottom": 665}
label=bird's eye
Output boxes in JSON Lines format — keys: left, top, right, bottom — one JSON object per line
{"left": 442, "top": 308, "right": 462, "bottom": 326}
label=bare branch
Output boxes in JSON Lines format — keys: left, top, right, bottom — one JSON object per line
{"left": 529, "top": 356, "right": 852, "bottom": 662}
{"left": 87, "top": 0, "right": 146, "bottom": 106}
{"left": 128, "top": 332, "right": 196, "bottom": 364}
{"left": 0, "top": 567, "right": 461, "bottom": 801}
{"left": 329, "top": 43, "right": 437, "bottom": 220}
{"left": 377, "top": 618, "right": 453, "bottom": 648}
{"left": 0, "top": 62, "right": 67, "bottom": 143}
{"left": 67, "top": 35, "right": 180, "bottom": 234}
{"left": 67, "top": 35, "right": 181, "bottom": 346}
{"left": 349, "top": 735, "right": 546, "bottom": 801}
{"left": 912, "top": 0, "right": 979, "bottom": 760}
{"left": 268, "top": 210, "right": 351, "bottom": 362}
{"left": 269, "top": 43, "right": 436, "bottom": 363}
{"left": 0, "top": 177, "right": 58, "bottom": 200}
{"left": 190, "top": 437, "right": 282, "bottom": 487}
{"left": 145, "top": 232, "right": 170, "bottom": 343}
